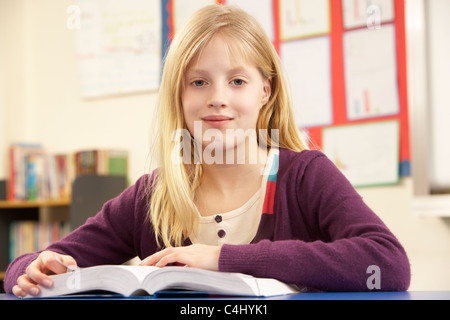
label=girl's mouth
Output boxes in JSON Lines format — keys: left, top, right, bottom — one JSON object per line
{"left": 201, "top": 115, "right": 234, "bottom": 127}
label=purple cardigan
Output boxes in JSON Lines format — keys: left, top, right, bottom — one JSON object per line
{"left": 4, "top": 149, "right": 410, "bottom": 293}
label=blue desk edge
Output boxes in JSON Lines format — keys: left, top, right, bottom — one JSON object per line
{"left": 1, "top": 291, "right": 450, "bottom": 300}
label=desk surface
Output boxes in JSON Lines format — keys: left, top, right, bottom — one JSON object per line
{"left": 1, "top": 291, "right": 450, "bottom": 300}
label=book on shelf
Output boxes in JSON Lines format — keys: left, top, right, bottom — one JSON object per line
{"left": 29, "top": 265, "right": 299, "bottom": 298}
{"left": 74, "top": 149, "right": 128, "bottom": 177}
{"left": 7, "top": 144, "right": 129, "bottom": 202}
{"left": 8, "top": 144, "right": 73, "bottom": 201}
{"left": 9, "top": 220, "right": 71, "bottom": 263}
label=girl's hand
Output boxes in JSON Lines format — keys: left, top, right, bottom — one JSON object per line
{"left": 139, "top": 244, "right": 221, "bottom": 271}
{"left": 12, "top": 251, "right": 77, "bottom": 297}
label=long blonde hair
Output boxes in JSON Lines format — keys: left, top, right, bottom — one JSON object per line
{"left": 148, "top": 4, "right": 307, "bottom": 248}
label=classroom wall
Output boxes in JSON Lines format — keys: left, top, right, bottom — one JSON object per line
{"left": 0, "top": 60, "right": 4, "bottom": 181}
{"left": 0, "top": 0, "right": 28, "bottom": 180}
{"left": 0, "top": 0, "right": 449, "bottom": 291}
{"left": 358, "top": 179, "right": 450, "bottom": 291}
{"left": 0, "top": 0, "right": 158, "bottom": 183}
{"left": 428, "top": 0, "right": 450, "bottom": 192}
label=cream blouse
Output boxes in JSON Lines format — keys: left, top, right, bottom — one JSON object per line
{"left": 189, "top": 148, "right": 278, "bottom": 246}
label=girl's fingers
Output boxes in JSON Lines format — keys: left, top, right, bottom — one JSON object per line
{"left": 25, "top": 259, "right": 54, "bottom": 289}
{"left": 16, "top": 274, "right": 41, "bottom": 296}
{"left": 139, "top": 247, "right": 176, "bottom": 266}
{"left": 12, "top": 284, "right": 28, "bottom": 298}
{"left": 139, "top": 245, "right": 220, "bottom": 271}
{"left": 13, "top": 251, "right": 78, "bottom": 297}
{"left": 43, "top": 252, "right": 78, "bottom": 275}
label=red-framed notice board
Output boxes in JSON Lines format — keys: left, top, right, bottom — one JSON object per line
{"left": 163, "top": 0, "right": 409, "bottom": 187}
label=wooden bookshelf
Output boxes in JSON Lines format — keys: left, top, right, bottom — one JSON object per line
{"left": 0, "top": 199, "right": 71, "bottom": 277}
{"left": 0, "top": 175, "right": 127, "bottom": 286}
{"left": 0, "top": 199, "right": 71, "bottom": 209}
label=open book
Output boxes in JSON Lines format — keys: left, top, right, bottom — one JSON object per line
{"left": 31, "top": 265, "right": 298, "bottom": 298}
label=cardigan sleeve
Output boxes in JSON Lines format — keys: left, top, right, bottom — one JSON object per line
{"left": 3, "top": 175, "right": 157, "bottom": 294}
{"left": 219, "top": 151, "right": 411, "bottom": 292}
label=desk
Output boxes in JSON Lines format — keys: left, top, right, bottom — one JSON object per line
{"left": 278, "top": 291, "right": 450, "bottom": 300}
{"left": 1, "top": 291, "right": 450, "bottom": 300}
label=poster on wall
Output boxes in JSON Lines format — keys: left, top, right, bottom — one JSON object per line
{"left": 342, "top": 0, "right": 395, "bottom": 30}
{"left": 75, "top": 0, "right": 162, "bottom": 98}
{"left": 226, "top": 0, "right": 274, "bottom": 41}
{"left": 343, "top": 24, "right": 399, "bottom": 121}
{"left": 162, "top": 0, "right": 410, "bottom": 183}
{"left": 322, "top": 120, "right": 400, "bottom": 187}
{"left": 279, "top": 0, "right": 330, "bottom": 40}
{"left": 163, "top": 0, "right": 409, "bottom": 180}
{"left": 172, "top": 0, "right": 216, "bottom": 33}
{"left": 281, "top": 37, "right": 333, "bottom": 128}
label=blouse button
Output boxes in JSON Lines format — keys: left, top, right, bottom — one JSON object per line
{"left": 217, "top": 229, "right": 226, "bottom": 238}
{"left": 215, "top": 215, "right": 223, "bottom": 223}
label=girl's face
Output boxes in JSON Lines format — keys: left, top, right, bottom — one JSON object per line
{"left": 181, "top": 35, "right": 271, "bottom": 158}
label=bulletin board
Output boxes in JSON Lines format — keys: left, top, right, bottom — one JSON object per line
{"left": 163, "top": 0, "right": 410, "bottom": 187}
{"left": 75, "top": 0, "right": 162, "bottom": 98}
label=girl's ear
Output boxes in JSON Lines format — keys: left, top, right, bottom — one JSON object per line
{"left": 261, "top": 77, "right": 272, "bottom": 106}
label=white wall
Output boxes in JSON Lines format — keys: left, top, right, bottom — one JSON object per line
{"left": 0, "top": 56, "right": 4, "bottom": 180}
{"left": 1, "top": 0, "right": 449, "bottom": 291}
{"left": 357, "top": 179, "right": 450, "bottom": 291}
{"left": 428, "top": 0, "right": 450, "bottom": 191}
{"left": 0, "top": 0, "right": 27, "bottom": 179}
{"left": 0, "top": 0, "right": 157, "bottom": 183}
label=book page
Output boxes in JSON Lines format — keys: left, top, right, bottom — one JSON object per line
{"left": 240, "top": 276, "right": 298, "bottom": 297}
{"left": 114, "top": 265, "right": 160, "bottom": 283}
{"left": 32, "top": 265, "right": 297, "bottom": 298}
{"left": 142, "top": 266, "right": 256, "bottom": 296}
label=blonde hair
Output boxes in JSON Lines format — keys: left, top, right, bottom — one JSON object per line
{"left": 148, "top": 4, "right": 307, "bottom": 248}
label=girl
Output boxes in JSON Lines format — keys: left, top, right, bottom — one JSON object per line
{"left": 6, "top": 5, "right": 410, "bottom": 297}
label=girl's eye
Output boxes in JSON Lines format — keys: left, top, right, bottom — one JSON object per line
{"left": 232, "top": 79, "right": 245, "bottom": 86}
{"left": 192, "top": 80, "right": 206, "bottom": 87}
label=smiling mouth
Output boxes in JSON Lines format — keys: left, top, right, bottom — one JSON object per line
{"left": 201, "top": 115, "right": 234, "bottom": 127}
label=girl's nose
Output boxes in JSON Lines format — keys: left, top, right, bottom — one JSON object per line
{"left": 207, "top": 84, "right": 227, "bottom": 108}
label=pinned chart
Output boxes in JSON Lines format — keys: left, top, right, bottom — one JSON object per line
{"left": 343, "top": 25, "right": 399, "bottom": 121}
{"left": 342, "top": 0, "right": 395, "bottom": 30}
{"left": 75, "top": 0, "right": 162, "bottom": 98}
{"left": 227, "top": 0, "right": 275, "bottom": 41}
{"left": 172, "top": 0, "right": 216, "bottom": 33}
{"left": 279, "top": 0, "right": 330, "bottom": 40}
{"left": 281, "top": 37, "right": 332, "bottom": 128}
{"left": 322, "top": 120, "right": 400, "bottom": 187}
